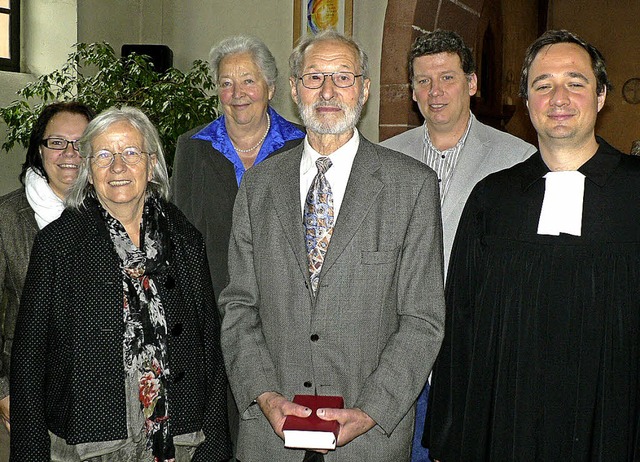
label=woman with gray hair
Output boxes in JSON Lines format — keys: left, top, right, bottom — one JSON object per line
{"left": 171, "top": 38, "right": 304, "bottom": 455}
{"left": 172, "top": 34, "right": 304, "bottom": 300}
{"left": 10, "top": 106, "right": 231, "bottom": 461}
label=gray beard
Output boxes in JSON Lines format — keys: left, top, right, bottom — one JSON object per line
{"left": 297, "top": 93, "right": 365, "bottom": 135}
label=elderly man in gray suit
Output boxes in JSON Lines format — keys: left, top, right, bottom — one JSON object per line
{"left": 219, "top": 30, "right": 445, "bottom": 462}
{"left": 381, "top": 30, "right": 536, "bottom": 461}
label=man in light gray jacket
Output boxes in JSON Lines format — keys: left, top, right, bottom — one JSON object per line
{"left": 381, "top": 29, "right": 536, "bottom": 462}
{"left": 220, "top": 31, "right": 445, "bottom": 462}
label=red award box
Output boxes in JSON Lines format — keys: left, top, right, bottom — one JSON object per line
{"left": 283, "top": 394, "right": 344, "bottom": 450}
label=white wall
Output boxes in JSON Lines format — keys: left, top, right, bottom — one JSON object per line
{"left": 0, "top": 0, "right": 388, "bottom": 193}
{"left": 0, "top": 71, "right": 33, "bottom": 195}
{"left": 352, "top": 0, "right": 386, "bottom": 140}
{"left": 160, "top": 0, "right": 301, "bottom": 124}
{"left": 78, "top": 0, "right": 386, "bottom": 140}
{"left": 0, "top": 0, "right": 79, "bottom": 195}
{"left": 24, "top": 0, "right": 79, "bottom": 75}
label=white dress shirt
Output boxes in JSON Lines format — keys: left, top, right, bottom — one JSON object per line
{"left": 299, "top": 129, "right": 360, "bottom": 221}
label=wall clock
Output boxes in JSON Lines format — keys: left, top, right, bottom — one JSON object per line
{"left": 622, "top": 78, "right": 640, "bottom": 104}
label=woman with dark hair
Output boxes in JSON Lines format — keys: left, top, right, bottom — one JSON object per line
{"left": 0, "top": 101, "right": 94, "bottom": 442}
{"left": 11, "top": 106, "right": 231, "bottom": 461}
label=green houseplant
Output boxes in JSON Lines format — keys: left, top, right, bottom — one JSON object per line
{"left": 0, "top": 42, "right": 219, "bottom": 171}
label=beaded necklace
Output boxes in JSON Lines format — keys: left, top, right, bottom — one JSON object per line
{"left": 231, "top": 114, "right": 271, "bottom": 153}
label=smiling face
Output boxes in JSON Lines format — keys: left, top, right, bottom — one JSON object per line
{"left": 526, "top": 42, "right": 605, "bottom": 151}
{"left": 40, "top": 111, "right": 89, "bottom": 199}
{"left": 88, "top": 121, "right": 156, "bottom": 218}
{"left": 411, "top": 52, "right": 476, "bottom": 136}
{"left": 290, "top": 39, "right": 370, "bottom": 138}
{"left": 217, "top": 52, "right": 274, "bottom": 129}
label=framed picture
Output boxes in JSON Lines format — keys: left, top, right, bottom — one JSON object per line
{"left": 293, "top": 0, "right": 354, "bottom": 45}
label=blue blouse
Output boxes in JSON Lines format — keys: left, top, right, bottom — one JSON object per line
{"left": 192, "top": 106, "right": 305, "bottom": 186}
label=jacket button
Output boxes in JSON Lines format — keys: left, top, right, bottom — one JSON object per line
{"left": 303, "top": 381, "right": 312, "bottom": 388}
{"left": 165, "top": 275, "right": 176, "bottom": 289}
{"left": 310, "top": 334, "right": 319, "bottom": 342}
{"left": 174, "top": 371, "right": 186, "bottom": 383}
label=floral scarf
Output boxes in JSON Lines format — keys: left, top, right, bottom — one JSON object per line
{"left": 101, "top": 194, "right": 175, "bottom": 462}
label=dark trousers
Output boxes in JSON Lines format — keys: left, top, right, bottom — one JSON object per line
{"left": 411, "top": 382, "right": 430, "bottom": 461}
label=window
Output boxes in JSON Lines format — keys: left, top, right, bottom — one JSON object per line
{"left": 0, "top": 0, "right": 19, "bottom": 72}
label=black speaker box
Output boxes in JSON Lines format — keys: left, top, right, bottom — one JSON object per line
{"left": 121, "top": 44, "right": 174, "bottom": 73}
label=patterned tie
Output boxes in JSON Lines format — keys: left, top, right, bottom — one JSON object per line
{"left": 304, "top": 157, "right": 334, "bottom": 295}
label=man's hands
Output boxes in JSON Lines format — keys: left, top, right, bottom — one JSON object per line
{"left": 317, "top": 407, "right": 375, "bottom": 447}
{"left": 256, "top": 391, "right": 311, "bottom": 439}
{"left": 0, "top": 395, "right": 9, "bottom": 432}
{"left": 257, "top": 391, "right": 376, "bottom": 450}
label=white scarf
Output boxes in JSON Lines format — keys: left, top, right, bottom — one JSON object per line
{"left": 537, "top": 171, "right": 585, "bottom": 237}
{"left": 25, "top": 167, "right": 65, "bottom": 229}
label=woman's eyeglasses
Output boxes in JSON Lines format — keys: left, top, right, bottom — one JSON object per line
{"left": 41, "top": 138, "right": 80, "bottom": 151}
{"left": 87, "top": 148, "right": 150, "bottom": 168}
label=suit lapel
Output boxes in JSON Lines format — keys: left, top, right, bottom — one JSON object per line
{"left": 321, "top": 139, "right": 384, "bottom": 273}
{"left": 441, "top": 122, "right": 488, "bottom": 223}
{"left": 407, "top": 129, "right": 425, "bottom": 162}
{"left": 17, "top": 200, "right": 39, "bottom": 234}
{"left": 270, "top": 145, "right": 311, "bottom": 283}
{"left": 269, "top": 140, "right": 384, "bottom": 291}
{"left": 199, "top": 141, "right": 239, "bottom": 202}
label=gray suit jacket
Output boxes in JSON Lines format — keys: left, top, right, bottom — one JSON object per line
{"left": 219, "top": 137, "right": 446, "bottom": 462}
{"left": 381, "top": 116, "right": 536, "bottom": 274}
{"left": 0, "top": 188, "right": 38, "bottom": 399}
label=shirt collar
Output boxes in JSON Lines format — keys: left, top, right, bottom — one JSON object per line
{"left": 521, "top": 136, "right": 621, "bottom": 190}
{"left": 191, "top": 106, "right": 305, "bottom": 185}
{"left": 424, "top": 111, "right": 473, "bottom": 153}
{"left": 301, "top": 129, "right": 360, "bottom": 175}
{"left": 192, "top": 106, "right": 304, "bottom": 149}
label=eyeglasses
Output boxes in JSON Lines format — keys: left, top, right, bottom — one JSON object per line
{"left": 298, "top": 72, "right": 363, "bottom": 89}
{"left": 41, "top": 138, "right": 80, "bottom": 151}
{"left": 88, "top": 148, "right": 150, "bottom": 168}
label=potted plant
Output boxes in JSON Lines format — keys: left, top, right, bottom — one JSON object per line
{"left": 0, "top": 42, "right": 219, "bottom": 171}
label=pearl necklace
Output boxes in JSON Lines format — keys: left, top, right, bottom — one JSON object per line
{"left": 232, "top": 114, "right": 271, "bottom": 153}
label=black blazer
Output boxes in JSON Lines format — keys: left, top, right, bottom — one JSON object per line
{"left": 10, "top": 198, "right": 231, "bottom": 461}
{"left": 171, "top": 122, "right": 304, "bottom": 300}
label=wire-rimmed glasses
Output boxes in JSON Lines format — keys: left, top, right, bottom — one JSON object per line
{"left": 88, "top": 148, "right": 150, "bottom": 168}
{"left": 298, "top": 72, "right": 363, "bottom": 89}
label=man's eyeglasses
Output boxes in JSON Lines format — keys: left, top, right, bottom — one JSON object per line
{"left": 41, "top": 138, "right": 80, "bottom": 151}
{"left": 88, "top": 148, "right": 150, "bottom": 168}
{"left": 298, "top": 72, "right": 363, "bottom": 89}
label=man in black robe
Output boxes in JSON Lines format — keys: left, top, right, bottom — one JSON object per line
{"left": 425, "top": 29, "right": 640, "bottom": 461}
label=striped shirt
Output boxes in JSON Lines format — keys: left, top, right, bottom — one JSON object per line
{"left": 422, "top": 113, "right": 473, "bottom": 202}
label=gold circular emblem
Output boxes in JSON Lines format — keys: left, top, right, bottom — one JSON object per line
{"left": 622, "top": 78, "right": 640, "bottom": 104}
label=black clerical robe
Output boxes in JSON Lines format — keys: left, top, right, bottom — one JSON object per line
{"left": 426, "top": 138, "right": 640, "bottom": 461}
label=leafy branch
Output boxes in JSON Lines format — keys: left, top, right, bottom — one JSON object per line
{"left": 0, "top": 42, "right": 219, "bottom": 170}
